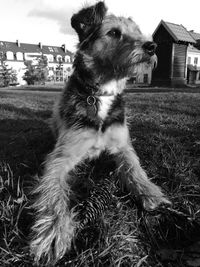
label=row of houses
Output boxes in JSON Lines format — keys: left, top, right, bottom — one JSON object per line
{"left": 0, "top": 20, "right": 200, "bottom": 86}
{"left": 0, "top": 40, "right": 74, "bottom": 85}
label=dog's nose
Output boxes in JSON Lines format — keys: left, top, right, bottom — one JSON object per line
{"left": 142, "top": 41, "right": 157, "bottom": 56}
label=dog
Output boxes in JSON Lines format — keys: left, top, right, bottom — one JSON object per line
{"left": 30, "top": 1, "right": 170, "bottom": 265}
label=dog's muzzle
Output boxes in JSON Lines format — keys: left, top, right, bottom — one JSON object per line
{"left": 142, "top": 41, "right": 157, "bottom": 56}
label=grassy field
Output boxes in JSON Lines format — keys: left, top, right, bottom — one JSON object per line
{"left": 0, "top": 87, "right": 200, "bottom": 266}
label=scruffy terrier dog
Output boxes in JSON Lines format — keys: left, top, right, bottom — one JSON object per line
{"left": 30, "top": 1, "right": 170, "bottom": 265}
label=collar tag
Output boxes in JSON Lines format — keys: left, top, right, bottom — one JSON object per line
{"left": 87, "top": 95, "right": 97, "bottom": 118}
{"left": 87, "top": 95, "right": 96, "bottom": 106}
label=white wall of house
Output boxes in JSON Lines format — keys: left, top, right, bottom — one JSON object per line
{"left": 137, "top": 63, "right": 153, "bottom": 84}
{"left": 186, "top": 45, "right": 200, "bottom": 84}
{"left": 187, "top": 45, "right": 200, "bottom": 66}
{"left": 132, "top": 63, "right": 153, "bottom": 84}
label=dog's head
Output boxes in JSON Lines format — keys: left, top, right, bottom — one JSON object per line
{"left": 71, "top": 1, "right": 157, "bottom": 80}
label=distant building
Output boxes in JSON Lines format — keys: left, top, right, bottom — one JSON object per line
{"left": 152, "top": 20, "right": 200, "bottom": 86}
{"left": 127, "top": 63, "right": 153, "bottom": 87}
{"left": 0, "top": 40, "right": 74, "bottom": 85}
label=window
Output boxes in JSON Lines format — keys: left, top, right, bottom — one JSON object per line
{"left": 194, "top": 57, "right": 198, "bottom": 65}
{"left": 143, "top": 74, "right": 148, "bottom": 83}
{"left": 187, "top": 57, "right": 191, "bottom": 64}
{"left": 47, "top": 54, "right": 53, "bottom": 62}
{"left": 16, "top": 52, "right": 23, "bottom": 61}
{"left": 65, "top": 55, "right": 70, "bottom": 63}
{"left": 57, "top": 55, "right": 62, "bottom": 62}
{"left": 6, "top": 51, "right": 14, "bottom": 60}
{"left": 54, "top": 47, "right": 59, "bottom": 52}
{"left": 48, "top": 47, "right": 54, "bottom": 52}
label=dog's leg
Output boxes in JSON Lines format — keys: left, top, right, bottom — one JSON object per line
{"left": 30, "top": 128, "right": 96, "bottom": 264}
{"left": 115, "top": 142, "right": 171, "bottom": 210}
{"left": 106, "top": 125, "right": 170, "bottom": 210}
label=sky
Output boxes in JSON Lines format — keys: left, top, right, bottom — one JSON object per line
{"left": 1, "top": 0, "right": 200, "bottom": 52}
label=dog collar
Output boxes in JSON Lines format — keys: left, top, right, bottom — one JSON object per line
{"left": 86, "top": 83, "right": 99, "bottom": 118}
{"left": 85, "top": 83, "right": 114, "bottom": 97}
{"left": 85, "top": 83, "right": 115, "bottom": 118}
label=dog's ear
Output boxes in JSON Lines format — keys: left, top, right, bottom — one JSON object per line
{"left": 71, "top": 1, "right": 107, "bottom": 42}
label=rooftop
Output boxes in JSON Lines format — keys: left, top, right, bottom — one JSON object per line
{"left": 189, "top": 31, "right": 200, "bottom": 41}
{"left": 153, "top": 20, "right": 198, "bottom": 44}
{"left": 188, "top": 44, "right": 200, "bottom": 53}
{"left": 0, "top": 40, "right": 73, "bottom": 56}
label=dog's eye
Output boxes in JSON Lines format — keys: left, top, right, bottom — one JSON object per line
{"left": 107, "top": 28, "right": 121, "bottom": 39}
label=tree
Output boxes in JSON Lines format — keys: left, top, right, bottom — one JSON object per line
{"left": 23, "top": 54, "right": 48, "bottom": 85}
{"left": 0, "top": 52, "right": 17, "bottom": 87}
{"left": 35, "top": 54, "right": 48, "bottom": 84}
{"left": 10, "top": 69, "right": 18, "bottom": 84}
{"left": 23, "top": 60, "right": 36, "bottom": 85}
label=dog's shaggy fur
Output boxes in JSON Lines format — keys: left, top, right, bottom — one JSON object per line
{"left": 30, "top": 1, "right": 170, "bottom": 265}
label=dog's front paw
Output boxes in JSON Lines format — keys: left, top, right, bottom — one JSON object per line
{"left": 30, "top": 213, "right": 76, "bottom": 265}
{"left": 142, "top": 194, "right": 171, "bottom": 211}
{"left": 141, "top": 183, "right": 171, "bottom": 211}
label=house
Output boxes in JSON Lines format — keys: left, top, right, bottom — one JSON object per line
{"left": 0, "top": 40, "right": 74, "bottom": 85}
{"left": 127, "top": 63, "right": 153, "bottom": 87}
{"left": 187, "top": 32, "right": 200, "bottom": 84}
{"left": 152, "top": 20, "right": 200, "bottom": 86}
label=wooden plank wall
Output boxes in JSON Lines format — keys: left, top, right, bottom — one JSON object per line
{"left": 172, "top": 43, "right": 187, "bottom": 78}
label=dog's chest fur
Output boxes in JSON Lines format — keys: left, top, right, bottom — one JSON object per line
{"left": 98, "top": 95, "right": 114, "bottom": 120}
{"left": 97, "top": 79, "right": 126, "bottom": 121}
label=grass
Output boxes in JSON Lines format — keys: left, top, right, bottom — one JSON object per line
{"left": 0, "top": 87, "right": 200, "bottom": 266}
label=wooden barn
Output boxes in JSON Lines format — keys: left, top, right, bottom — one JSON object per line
{"left": 152, "top": 20, "right": 196, "bottom": 86}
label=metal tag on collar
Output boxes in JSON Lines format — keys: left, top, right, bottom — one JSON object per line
{"left": 87, "top": 95, "right": 97, "bottom": 117}
{"left": 87, "top": 95, "right": 96, "bottom": 106}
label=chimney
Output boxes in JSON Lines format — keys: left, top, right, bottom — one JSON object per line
{"left": 62, "top": 44, "right": 66, "bottom": 53}
{"left": 190, "top": 30, "right": 194, "bottom": 33}
{"left": 16, "top": 40, "right": 20, "bottom": 47}
{"left": 39, "top": 42, "right": 43, "bottom": 49}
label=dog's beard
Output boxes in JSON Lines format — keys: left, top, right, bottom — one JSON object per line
{"left": 127, "top": 48, "right": 157, "bottom": 77}
{"left": 130, "top": 47, "right": 157, "bottom": 66}
{"left": 109, "top": 45, "right": 157, "bottom": 78}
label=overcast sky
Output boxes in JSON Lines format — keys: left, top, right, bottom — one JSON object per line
{"left": 1, "top": 0, "right": 200, "bottom": 52}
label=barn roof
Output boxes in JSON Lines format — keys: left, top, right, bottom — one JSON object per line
{"left": 153, "top": 20, "right": 196, "bottom": 44}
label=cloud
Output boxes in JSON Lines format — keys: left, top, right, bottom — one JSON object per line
{"left": 28, "top": 7, "right": 76, "bottom": 35}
